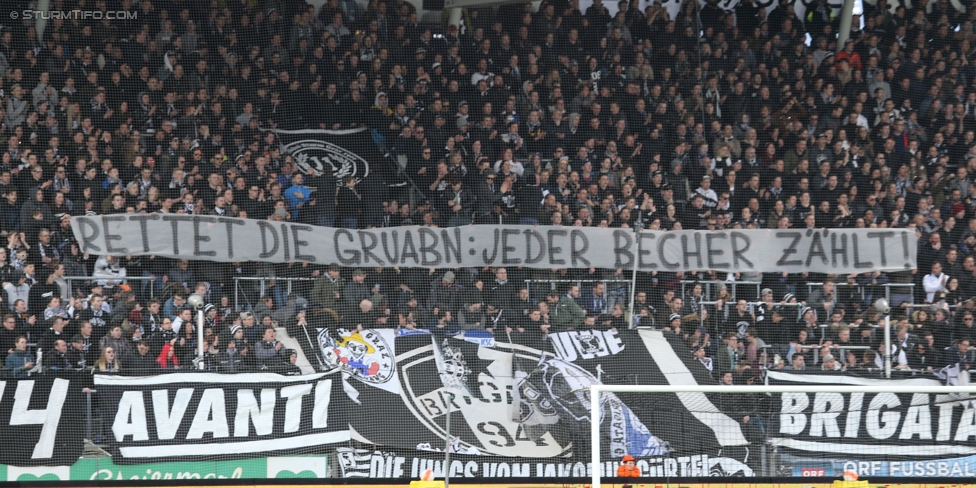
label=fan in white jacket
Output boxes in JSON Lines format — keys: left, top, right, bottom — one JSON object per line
{"left": 92, "top": 255, "right": 127, "bottom": 289}
{"left": 922, "top": 262, "right": 949, "bottom": 303}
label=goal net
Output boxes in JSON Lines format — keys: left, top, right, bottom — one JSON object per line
{"left": 588, "top": 384, "right": 976, "bottom": 487}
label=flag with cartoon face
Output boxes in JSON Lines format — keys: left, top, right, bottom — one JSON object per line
{"left": 317, "top": 328, "right": 398, "bottom": 394}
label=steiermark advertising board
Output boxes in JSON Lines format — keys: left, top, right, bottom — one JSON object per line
{"left": 0, "top": 456, "right": 328, "bottom": 482}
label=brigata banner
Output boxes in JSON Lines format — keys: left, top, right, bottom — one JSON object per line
{"left": 0, "top": 376, "right": 84, "bottom": 466}
{"left": 93, "top": 372, "right": 350, "bottom": 462}
{"left": 766, "top": 372, "right": 976, "bottom": 459}
{"left": 70, "top": 217, "right": 917, "bottom": 273}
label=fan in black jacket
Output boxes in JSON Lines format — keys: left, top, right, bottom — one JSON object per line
{"left": 336, "top": 176, "right": 362, "bottom": 228}
{"left": 66, "top": 335, "right": 90, "bottom": 369}
{"left": 28, "top": 274, "right": 61, "bottom": 318}
{"left": 37, "top": 316, "right": 68, "bottom": 354}
{"left": 121, "top": 341, "right": 160, "bottom": 375}
{"left": 46, "top": 339, "right": 73, "bottom": 370}
{"left": 76, "top": 295, "right": 110, "bottom": 341}
{"left": 0, "top": 315, "right": 21, "bottom": 363}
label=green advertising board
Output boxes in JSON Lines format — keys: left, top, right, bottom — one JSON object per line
{"left": 0, "top": 456, "right": 329, "bottom": 482}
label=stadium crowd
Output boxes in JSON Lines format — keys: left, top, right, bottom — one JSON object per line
{"left": 0, "top": 0, "right": 973, "bottom": 380}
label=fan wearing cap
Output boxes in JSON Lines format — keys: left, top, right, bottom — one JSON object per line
{"left": 795, "top": 306, "right": 820, "bottom": 347}
{"left": 312, "top": 264, "right": 345, "bottom": 310}
{"left": 695, "top": 174, "right": 719, "bottom": 208}
{"left": 821, "top": 353, "right": 843, "bottom": 371}
{"left": 616, "top": 454, "right": 640, "bottom": 477}
{"left": 447, "top": 172, "right": 478, "bottom": 224}
{"left": 755, "top": 288, "right": 775, "bottom": 322}
{"left": 664, "top": 313, "right": 683, "bottom": 336}
{"left": 273, "top": 349, "right": 302, "bottom": 376}
{"left": 203, "top": 303, "right": 220, "bottom": 329}
{"left": 430, "top": 271, "right": 461, "bottom": 312}
{"left": 217, "top": 323, "right": 250, "bottom": 372}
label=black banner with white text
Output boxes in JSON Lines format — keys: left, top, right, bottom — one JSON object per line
{"left": 767, "top": 372, "right": 976, "bottom": 458}
{"left": 0, "top": 376, "right": 84, "bottom": 466}
{"left": 93, "top": 372, "right": 350, "bottom": 463}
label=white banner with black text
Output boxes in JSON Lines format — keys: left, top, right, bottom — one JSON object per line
{"left": 71, "top": 217, "right": 917, "bottom": 273}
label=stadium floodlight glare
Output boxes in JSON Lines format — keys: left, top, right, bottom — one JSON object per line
{"left": 187, "top": 293, "right": 205, "bottom": 311}
{"left": 874, "top": 298, "right": 890, "bottom": 315}
{"left": 588, "top": 384, "right": 976, "bottom": 488}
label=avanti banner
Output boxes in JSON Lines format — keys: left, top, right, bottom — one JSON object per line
{"left": 93, "top": 372, "right": 350, "bottom": 462}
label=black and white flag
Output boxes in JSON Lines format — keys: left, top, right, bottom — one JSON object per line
{"left": 272, "top": 127, "right": 386, "bottom": 182}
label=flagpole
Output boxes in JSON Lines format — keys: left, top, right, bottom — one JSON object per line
{"left": 876, "top": 298, "right": 891, "bottom": 379}
{"left": 628, "top": 221, "right": 643, "bottom": 328}
{"left": 444, "top": 392, "right": 452, "bottom": 488}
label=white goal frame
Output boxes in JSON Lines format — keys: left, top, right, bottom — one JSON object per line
{"left": 588, "top": 384, "right": 976, "bottom": 488}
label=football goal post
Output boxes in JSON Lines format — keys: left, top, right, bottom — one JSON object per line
{"left": 589, "top": 384, "right": 976, "bottom": 488}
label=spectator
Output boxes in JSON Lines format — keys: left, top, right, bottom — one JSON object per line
{"left": 553, "top": 285, "right": 585, "bottom": 330}
{"left": 275, "top": 349, "right": 302, "bottom": 375}
{"left": 163, "top": 292, "right": 187, "bottom": 320}
{"left": 255, "top": 326, "right": 286, "bottom": 368}
{"left": 336, "top": 176, "right": 361, "bottom": 229}
{"left": 691, "top": 345, "right": 714, "bottom": 375}
{"left": 93, "top": 346, "right": 121, "bottom": 373}
{"left": 312, "top": 265, "right": 344, "bottom": 310}
{"left": 166, "top": 260, "right": 195, "bottom": 295}
{"left": 785, "top": 354, "right": 806, "bottom": 371}
{"left": 37, "top": 316, "right": 67, "bottom": 354}
{"left": 580, "top": 282, "right": 608, "bottom": 315}
{"left": 923, "top": 262, "right": 949, "bottom": 303}
{"left": 92, "top": 255, "right": 127, "bottom": 289}
{"left": 221, "top": 324, "right": 251, "bottom": 372}
{"left": 616, "top": 455, "right": 640, "bottom": 477}
{"left": 77, "top": 294, "right": 110, "bottom": 340}
{"left": 946, "top": 338, "right": 973, "bottom": 371}
{"left": 252, "top": 296, "right": 275, "bottom": 324}
{"left": 5, "top": 336, "right": 34, "bottom": 377}
{"left": 172, "top": 308, "right": 193, "bottom": 335}
{"left": 66, "top": 335, "right": 89, "bottom": 370}
{"left": 343, "top": 270, "right": 371, "bottom": 314}
{"left": 47, "top": 339, "right": 72, "bottom": 370}
{"left": 121, "top": 340, "right": 159, "bottom": 375}
{"left": 820, "top": 353, "right": 843, "bottom": 371}
{"left": 717, "top": 332, "right": 751, "bottom": 378}
{"left": 99, "top": 324, "right": 131, "bottom": 360}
